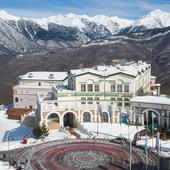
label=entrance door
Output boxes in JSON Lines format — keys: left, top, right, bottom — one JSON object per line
{"left": 63, "top": 112, "right": 76, "bottom": 128}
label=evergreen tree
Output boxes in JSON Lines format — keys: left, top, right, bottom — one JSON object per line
{"left": 41, "top": 123, "right": 49, "bottom": 137}
{"left": 33, "top": 124, "right": 49, "bottom": 138}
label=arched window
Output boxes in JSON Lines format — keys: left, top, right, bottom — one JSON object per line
{"left": 101, "top": 112, "right": 109, "bottom": 122}
{"left": 15, "top": 97, "right": 19, "bottom": 102}
{"left": 83, "top": 112, "right": 91, "bottom": 122}
{"left": 120, "top": 113, "right": 128, "bottom": 123}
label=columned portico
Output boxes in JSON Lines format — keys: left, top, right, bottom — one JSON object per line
{"left": 131, "top": 96, "right": 170, "bottom": 129}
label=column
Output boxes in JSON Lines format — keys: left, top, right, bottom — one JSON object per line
{"left": 60, "top": 115, "right": 64, "bottom": 128}
{"left": 161, "top": 107, "right": 164, "bottom": 128}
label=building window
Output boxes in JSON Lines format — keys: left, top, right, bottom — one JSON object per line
{"left": 120, "top": 113, "right": 128, "bottom": 123}
{"left": 117, "top": 98, "right": 122, "bottom": 101}
{"left": 83, "top": 112, "right": 91, "bottom": 122}
{"left": 38, "top": 82, "right": 41, "bottom": 86}
{"left": 111, "top": 97, "right": 115, "bottom": 101}
{"left": 87, "top": 97, "right": 93, "bottom": 104}
{"left": 81, "top": 97, "right": 86, "bottom": 104}
{"left": 81, "top": 84, "right": 86, "bottom": 92}
{"left": 124, "top": 98, "right": 129, "bottom": 101}
{"left": 95, "top": 97, "right": 99, "bottom": 104}
{"left": 95, "top": 97, "right": 99, "bottom": 101}
{"left": 88, "top": 84, "right": 93, "bottom": 92}
{"left": 15, "top": 97, "right": 19, "bottom": 102}
{"left": 117, "top": 84, "right": 122, "bottom": 92}
{"left": 111, "top": 84, "right": 115, "bottom": 92}
{"left": 101, "top": 112, "right": 109, "bottom": 122}
{"left": 124, "top": 103, "right": 130, "bottom": 107}
{"left": 94, "top": 84, "right": 99, "bottom": 92}
{"left": 124, "top": 84, "right": 129, "bottom": 92}
{"left": 117, "top": 102, "right": 122, "bottom": 106}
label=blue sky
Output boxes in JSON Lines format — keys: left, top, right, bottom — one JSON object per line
{"left": 1, "top": 0, "right": 170, "bottom": 19}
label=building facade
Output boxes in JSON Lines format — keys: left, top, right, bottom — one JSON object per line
{"left": 130, "top": 96, "right": 170, "bottom": 129}
{"left": 35, "top": 61, "right": 160, "bottom": 130}
{"left": 13, "top": 72, "right": 67, "bottom": 109}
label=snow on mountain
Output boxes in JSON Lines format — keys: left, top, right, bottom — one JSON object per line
{"left": 33, "top": 13, "right": 133, "bottom": 34}
{"left": 0, "top": 9, "right": 170, "bottom": 53}
{"left": 129, "top": 9, "right": 170, "bottom": 32}
{"left": 0, "top": 9, "right": 170, "bottom": 34}
{"left": 0, "top": 10, "right": 20, "bottom": 21}
{"left": 0, "top": 19, "right": 42, "bottom": 53}
{"left": 89, "top": 15, "right": 133, "bottom": 34}
{"left": 33, "top": 13, "right": 86, "bottom": 31}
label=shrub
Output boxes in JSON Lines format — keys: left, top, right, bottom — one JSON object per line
{"left": 33, "top": 124, "right": 49, "bottom": 139}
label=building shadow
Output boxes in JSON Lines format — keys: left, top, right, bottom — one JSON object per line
{"left": 2, "top": 125, "right": 33, "bottom": 142}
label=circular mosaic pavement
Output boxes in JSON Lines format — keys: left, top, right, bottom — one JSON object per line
{"left": 60, "top": 150, "right": 114, "bottom": 169}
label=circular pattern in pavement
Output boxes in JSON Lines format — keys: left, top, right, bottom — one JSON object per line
{"left": 60, "top": 150, "right": 114, "bottom": 169}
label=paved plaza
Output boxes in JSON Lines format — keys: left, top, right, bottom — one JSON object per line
{"left": 15, "top": 139, "right": 158, "bottom": 170}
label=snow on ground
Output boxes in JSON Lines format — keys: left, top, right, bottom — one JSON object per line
{"left": 0, "top": 110, "right": 70, "bottom": 151}
{"left": 0, "top": 161, "right": 15, "bottom": 170}
{"left": 137, "top": 137, "right": 170, "bottom": 157}
{"left": 79, "top": 122, "right": 144, "bottom": 140}
{"left": 0, "top": 107, "right": 170, "bottom": 159}
{"left": 79, "top": 123, "right": 170, "bottom": 157}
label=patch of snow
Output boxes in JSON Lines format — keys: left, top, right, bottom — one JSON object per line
{"left": 81, "top": 123, "right": 144, "bottom": 140}
{"left": 0, "top": 110, "right": 70, "bottom": 151}
{"left": 137, "top": 136, "right": 170, "bottom": 157}
{"left": 0, "top": 161, "right": 15, "bottom": 170}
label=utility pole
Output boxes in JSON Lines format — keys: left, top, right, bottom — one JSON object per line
{"left": 145, "top": 110, "right": 149, "bottom": 170}
{"left": 156, "top": 132, "right": 160, "bottom": 170}
{"left": 129, "top": 138, "right": 132, "bottom": 170}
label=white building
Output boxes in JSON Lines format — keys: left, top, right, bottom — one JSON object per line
{"left": 35, "top": 61, "right": 160, "bottom": 130}
{"left": 13, "top": 71, "right": 67, "bottom": 109}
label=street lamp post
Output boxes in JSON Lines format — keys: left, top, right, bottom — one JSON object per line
{"left": 97, "top": 113, "right": 99, "bottom": 136}
{"left": 8, "top": 133, "right": 11, "bottom": 167}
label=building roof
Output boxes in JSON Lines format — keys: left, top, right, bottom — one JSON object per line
{"left": 69, "top": 61, "right": 150, "bottom": 77}
{"left": 19, "top": 71, "right": 68, "bottom": 81}
{"left": 131, "top": 96, "right": 170, "bottom": 105}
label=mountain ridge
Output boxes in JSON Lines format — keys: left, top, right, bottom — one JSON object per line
{"left": 0, "top": 9, "right": 170, "bottom": 53}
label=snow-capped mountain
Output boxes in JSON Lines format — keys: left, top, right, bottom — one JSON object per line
{"left": 33, "top": 13, "right": 133, "bottom": 34}
{"left": 0, "top": 19, "right": 42, "bottom": 54}
{"left": 0, "top": 9, "right": 170, "bottom": 53}
{"left": 0, "top": 10, "right": 133, "bottom": 51}
{"left": 128, "top": 9, "right": 170, "bottom": 33}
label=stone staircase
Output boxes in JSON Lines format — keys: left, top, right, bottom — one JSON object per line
{"left": 68, "top": 128, "right": 80, "bottom": 139}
